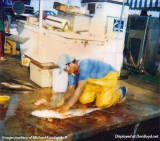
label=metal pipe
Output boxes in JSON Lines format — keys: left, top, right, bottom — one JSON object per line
{"left": 118, "top": 0, "right": 126, "bottom": 33}
{"left": 39, "top": 0, "right": 43, "bottom": 30}
{"left": 115, "top": 0, "right": 126, "bottom": 71}
{"left": 67, "top": 0, "right": 71, "bottom": 12}
{"left": 139, "top": 16, "right": 150, "bottom": 70}
{"left": 132, "top": 123, "right": 140, "bottom": 141}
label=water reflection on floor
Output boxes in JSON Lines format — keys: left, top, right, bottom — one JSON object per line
{"left": 0, "top": 88, "right": 64, "bottom": 137}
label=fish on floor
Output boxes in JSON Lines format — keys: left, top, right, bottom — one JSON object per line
{"left": 6, "top": 79, "right": 38, "bottom": 89}
{"left": 0, "top": 82, "right": 34, "bottom": 92}
{"left": 31, "top": 108, "right": 101, "bottom": 119}
{"left": 0, "top": 79, "right": 38, "bottom": 93}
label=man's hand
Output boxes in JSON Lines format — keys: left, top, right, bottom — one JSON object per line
{"left": 64, "top": 80, "right": 88, "bottom": 111}
{"left": 57, "top": 106, "right": 69, "bottom": 114}
{"left": 56, "top": 85, "right": 75, "bottom": 108}
{"left": 52, "top": 106, "right": 69, "bottom": 114}
{"left": 56, "top": 98, "right": 65, "bottom": 107}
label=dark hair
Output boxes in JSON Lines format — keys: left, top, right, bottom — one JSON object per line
{"left": 72, "top": 59, "right": 76, "bottom": 63}
{"left": 65, "top": 59, "right": 76, "bottom": 66}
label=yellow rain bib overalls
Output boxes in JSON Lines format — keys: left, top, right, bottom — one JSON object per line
{"left": 79, "top": 71, "right": 122, "bottom": 108}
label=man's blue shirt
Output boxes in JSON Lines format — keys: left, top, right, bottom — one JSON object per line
{"left": 68, "top": 59, "right": 116, "bottom": 86}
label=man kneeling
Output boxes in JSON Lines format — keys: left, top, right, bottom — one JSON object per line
{"left": 56, "top": 54, "right": 127, "bottom": 113}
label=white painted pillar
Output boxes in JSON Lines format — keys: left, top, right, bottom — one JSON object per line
{"left": 38, "top": 0, "right": 43, "bottom": 56}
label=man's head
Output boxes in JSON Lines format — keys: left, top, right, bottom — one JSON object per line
{"left": 57, "top": 54, "right": 78, "bottom": 74}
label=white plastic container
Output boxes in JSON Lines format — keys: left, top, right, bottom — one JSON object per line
{"left": 30, "top": 63, "right": 52, "bottom": 87}
{"left": 52, "top": 69, "right": 68, "bottom": 92}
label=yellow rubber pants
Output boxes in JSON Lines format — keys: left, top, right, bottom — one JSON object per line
{"left": 79, "top": 71, "right": 122, "bottom": 108}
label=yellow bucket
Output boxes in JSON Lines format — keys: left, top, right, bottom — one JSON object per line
{"left": 0, "top": 95, "right": 10, "bottom": 104}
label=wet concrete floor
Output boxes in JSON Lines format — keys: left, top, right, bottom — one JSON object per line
{"left": 0, "top": 56, "right": 160, "bottom": 141}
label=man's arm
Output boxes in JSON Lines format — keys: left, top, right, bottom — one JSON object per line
{"left": 59, "top": 80, "right": 88, "bottom": 112}
{"left": 57, "top": 85, "right": 75, "bottom": 107}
